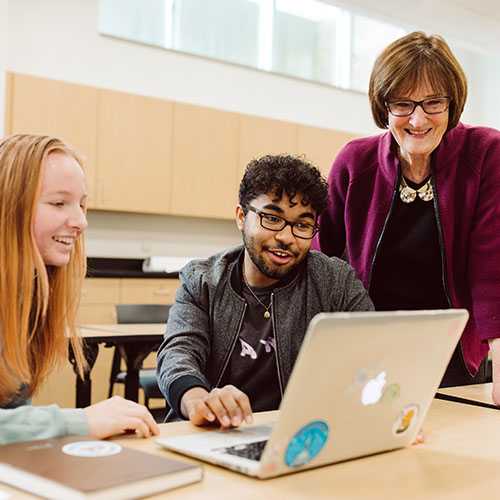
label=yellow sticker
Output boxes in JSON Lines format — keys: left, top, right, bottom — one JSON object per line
{"left": 392, "top": 404, "right": 419, "bottom": 436}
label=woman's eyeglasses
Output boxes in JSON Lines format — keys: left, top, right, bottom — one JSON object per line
{"left": 385, "top": 96, "right": 451, "bottom": 117}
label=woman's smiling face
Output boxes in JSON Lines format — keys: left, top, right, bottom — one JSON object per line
{"left": 33, "top": 152, "right": 88, "bottom": 267}
{"left": 387, "top": 81, "right": 449, "bottom": 163}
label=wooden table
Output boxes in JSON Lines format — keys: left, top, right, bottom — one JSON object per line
{"left": 75, "top": 324, "right": 165, "bottom": 407}
{"left": 436, "top": 382, "right": 498, "bottom": 409}
{"left": 3, "top": 394, "right": 500, "bottom": 499}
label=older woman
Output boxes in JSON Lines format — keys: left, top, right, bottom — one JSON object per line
{"left": 313, "top": 32, "right": 500, "bottom": 403}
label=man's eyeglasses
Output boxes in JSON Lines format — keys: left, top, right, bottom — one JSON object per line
{"left": 385, "top": 96, "right": 451, "bottom": 117}
{"left": 247, "top": 205, "right": 319, "bottom": 239}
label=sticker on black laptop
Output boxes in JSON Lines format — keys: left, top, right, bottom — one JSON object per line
{"left": 285, "top": 421, "right": 329, "bottom": 468}
{"left": 392, "top": 404, "right": 419, "bottom": 436}
{"left": 62, "top": 441, "right": 122, "bottom": 457}
{"left": 381, "top": 383, "right": 400, "bottom": 405}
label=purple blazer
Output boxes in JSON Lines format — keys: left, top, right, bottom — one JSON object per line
{"left": 313, "top": 123, "right": 500, "bottom": 374}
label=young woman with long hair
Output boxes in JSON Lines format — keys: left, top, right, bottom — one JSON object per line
{"left": 0, "top": 134, "right": 159, "bottom": 444}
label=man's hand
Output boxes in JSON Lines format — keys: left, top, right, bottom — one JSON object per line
{"left": 488, "top": 338, "right": 500, "bottom": 406}
{"left": 181, "top": 385, "right": 253, "bottom": 428}
{"left": 83, "top": 396, "right": 160, "bottom": 439}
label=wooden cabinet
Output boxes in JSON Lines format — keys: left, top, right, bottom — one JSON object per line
{"left": 32, "top": 361, "right": 83, "bottom": 409}
{"left": 95, "top": 89, "right": 173, "bottom": 214}
{"left": 35, "top": 275, "right": 119, "bottom": 406}
{"left": 79, "top": 278, "right": 179, "bottom": 323}
{"left": 32, "top": 346, "right": 118, "bottom": 408}
{"left": 5, "top": 72, "right": 359, "bottom": 219}
{"left": 79, "top": 278, "right": 120, "bottom": 324}
{"left": 120, "top": 278, "right": 180, "bottom": 304}
{"left": 297, "top": 124, "right": 359, "bottom": 177}
{"left": 36, "top": 278, "right": 119, "bottom": 407}
{"left": 4, "top": 72, "right": 98, "bottom": 205}
{"left": 170, "top": 102, "right": 239, "bottom": 219}
{"left": 238, "top": 115, "right": 298, "bottom": 181}
{"left": 33, "top": 277, "right": 179, "bottom": 408}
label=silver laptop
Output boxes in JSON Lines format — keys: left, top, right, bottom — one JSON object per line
{"left": 157, "top": 309, "right": 468, "bottom": 478}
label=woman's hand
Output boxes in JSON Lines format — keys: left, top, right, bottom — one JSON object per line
{"left": 83, "top": 396, "right": 160, "bottom": 439}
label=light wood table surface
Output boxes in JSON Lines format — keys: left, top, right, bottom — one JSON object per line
{"left": 3, "top": 393, "right": 500, "bottom": 500}
{"left": 436, "top": 382, "right": 499, "bottom": 411}
{"left": 79, "top": 323, "right": 166, "bottom": 338}
{"left": 436, "top": 382, "right": 494, "bottom": 406}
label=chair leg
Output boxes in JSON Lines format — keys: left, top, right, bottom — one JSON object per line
{"left": 108, "top": 372, "right": 115, "bottom": 399}
{"left": 108, "top": 346, "right": 122, "bottom": 398}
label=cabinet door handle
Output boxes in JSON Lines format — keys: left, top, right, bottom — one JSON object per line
{"left": 153, "top": 289, "right": 172, "bottom": 295}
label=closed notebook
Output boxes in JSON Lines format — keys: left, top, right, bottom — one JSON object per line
{"left": 0, "top": 435, "right": 202, "bottom": 500}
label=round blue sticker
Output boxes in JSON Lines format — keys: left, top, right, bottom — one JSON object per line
{"left": 285, "top": 421, "right": 329, "bottom": 468}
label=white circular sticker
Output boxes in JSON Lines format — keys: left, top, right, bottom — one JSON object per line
{"left": 62, "top": 441, "right": 122, "bottom": 457}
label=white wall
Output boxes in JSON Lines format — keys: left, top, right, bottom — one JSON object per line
{"left": 86, "top": 210, "right": 241, "bottom": 260}
{"left": 1, "top": 0, "right": 378, "bottom": 259}
{"left": 2, "top": 0, "right": 500, "bottom": 258}
{"left": 461, "top": 54, "right": 500, "bottom": 131}
{"left": 4, "top": 0, "right": 375, "bottom": 134}
{"left": 447, "top": 44, "right": 500, "bottom": 130}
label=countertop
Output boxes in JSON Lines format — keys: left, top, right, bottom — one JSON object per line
{"left": 86, "top": 257, "right": 179, "bottom": 279}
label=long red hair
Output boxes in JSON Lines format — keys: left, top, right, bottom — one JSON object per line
{"left": 0, "top": 134, "right": 87, "bottom": 402}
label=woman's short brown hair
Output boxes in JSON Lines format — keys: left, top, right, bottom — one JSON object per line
{"left": 369, "top": 31, "right": 467, "bottom": 131}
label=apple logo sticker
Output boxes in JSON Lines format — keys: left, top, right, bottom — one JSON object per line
{"left": 361, "top": 371, "right": 387, "bottom": 405}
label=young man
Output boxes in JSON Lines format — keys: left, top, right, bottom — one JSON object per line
{"left": 156, "top": 154, "right": 373, "bottom": 427}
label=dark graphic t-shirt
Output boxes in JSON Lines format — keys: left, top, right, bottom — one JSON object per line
{"left": 219, "top": 282, "right": 281, "bottom": 412}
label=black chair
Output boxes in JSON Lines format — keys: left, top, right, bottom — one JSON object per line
{"left": 108, "top": 304, "right": 170, "bottom": 412}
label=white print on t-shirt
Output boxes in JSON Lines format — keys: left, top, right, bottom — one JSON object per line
{"left": 240, "top": 339, "right": 257, "bottom": 359}
{"left": 260, "top": 337, "right": 276, "bottom": 353}
{"left": 239, "top": 337, "right": 276, "bottom": 358}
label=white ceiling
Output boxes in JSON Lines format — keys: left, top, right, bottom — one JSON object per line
{"left": 323, "top": 0, "right": 500, "bottom": 57}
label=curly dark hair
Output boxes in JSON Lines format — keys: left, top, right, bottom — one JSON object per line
{"left": 238, "top": 154, "right": 328, "bottom": 218}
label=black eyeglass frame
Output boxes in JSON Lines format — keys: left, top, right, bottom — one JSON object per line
{"left": 246, "top": 205, "right": 319, "bottom": 239}
{"left": 385, "top": 96, "right": 451, "bottom": 117}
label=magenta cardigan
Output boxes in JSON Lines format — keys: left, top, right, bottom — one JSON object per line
{"left": 312, "top": 123, "right": 500, "bottom": 374}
